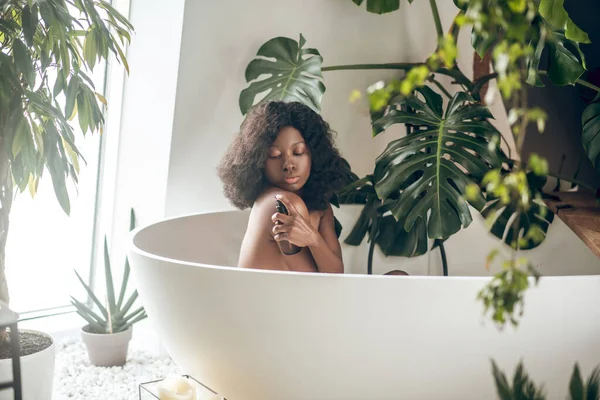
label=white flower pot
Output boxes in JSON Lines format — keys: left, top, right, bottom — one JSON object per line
{"left": 81, "top": 325, "right": 132, "bottom": 366}
{"left": 0, "top": 329, "right": 55, "bottom": 400}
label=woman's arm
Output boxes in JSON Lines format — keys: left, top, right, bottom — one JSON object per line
{"left": 272, "top": 195, "right": 344, "bottom": 274}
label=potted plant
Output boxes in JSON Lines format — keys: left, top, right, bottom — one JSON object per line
{"left": 236, "top": 0, "right": 599, "bottom": 391}
{"left": 71, "top": 209, "right": 147, "bottom": 367}
{"left": 0, "top": 0, "right": 133, "bottom": 396}
{"left": 237, "top": 0, "right": 599, "bottom": 326}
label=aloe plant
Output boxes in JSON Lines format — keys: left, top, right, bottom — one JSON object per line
{"left": 491, "top": 360, "right": 600, "bottom": 400}
{"left": 71, "top": 209, "right": 146, "bottom": 334}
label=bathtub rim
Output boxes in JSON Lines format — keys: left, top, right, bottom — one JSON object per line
{"left": 128, "top": 210, "right": 600, "bottom": 282}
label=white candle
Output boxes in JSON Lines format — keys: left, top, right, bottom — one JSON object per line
{"left": 157, "top": 375, "right": 197, "bottom": 400}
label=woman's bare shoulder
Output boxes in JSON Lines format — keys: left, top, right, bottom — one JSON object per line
{"left": 255, "top": 187, "right": 308, "bottom": 217}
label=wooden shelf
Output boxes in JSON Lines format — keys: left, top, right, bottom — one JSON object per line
{"left": 545, "top": 192, "right": 600, "bottom": 259}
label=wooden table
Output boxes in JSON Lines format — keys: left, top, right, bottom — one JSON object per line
{"left": 545, "top": 192, "right": 600, "bottom": 258}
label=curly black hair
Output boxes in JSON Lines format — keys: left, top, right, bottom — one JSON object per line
{"left": 218, "top": 101, "right": 347, "bottom": 211}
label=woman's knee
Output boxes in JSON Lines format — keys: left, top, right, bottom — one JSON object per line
{"left": 384, "top": 270, "right": 409, "bottom": 276}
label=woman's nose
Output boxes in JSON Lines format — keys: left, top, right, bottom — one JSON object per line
{"left": 282, "top": 156, "right": 295, "bottom": 171}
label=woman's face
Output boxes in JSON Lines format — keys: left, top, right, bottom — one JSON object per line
{"left": 264, "top": 126, "right": 311, "bottom": 193}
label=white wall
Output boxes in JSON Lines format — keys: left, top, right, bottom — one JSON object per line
{"left": 95, "top": 0, "right": 186, "bottom": 291}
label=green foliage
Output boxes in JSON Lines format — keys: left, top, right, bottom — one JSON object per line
{"left": 569, "top": 364, "right": 600, "bottom": 400}
{"left": 237, "top": 0, "right": 595, "bottom": 329}
{"left": 479, "top": 167, "right": 554, "bottom": 251}
{"left": 397, "top": 34, "right": 458, "bottom": 96}
{"left": 458, "top": 0, "right": 588, "bottom": 96}
{"left": 0, "top": 0, "right": 133, "bottom": 214}
{"left": 337, "top": 175, "right": 428, "bottom": 257}
{"left": 492, "top": 361, "right": 600, "bottom": 400}
{"left": 239, "top": 34, "right": 325, "bottom": 115}
{"left": 491, "top": 360, "right": 546, "bottom": 400}
{"left": 372, "top": 89, "right": 505, "bottom": 239}
{"left": 351, "top": 0, "right": 412, "bottom": 15}
{"left": 71, "top": 209, "right": 147, "bottom": 334}
{"left": 538, "top": 0, "right": 591, "bottom": 44}
{"left": 582, "top": 93, "right": 600, "bottom": 173}
{"left": 478, "top": 255, "right": 538, "bottom": 328}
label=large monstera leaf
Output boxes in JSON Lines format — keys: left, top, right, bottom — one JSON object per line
{"left": 338, "top": 175, "right": 428, "bottom": 257}
{"left": 372, "top": 88, "right": 505, "bottom": 240}
{"left": 239, "top": 34, "right": 325, "bottom": 115}
{"left": 481, "top": 173, "right": 555, "bottom": 250}
{"left": 526, "top": 10, "right": 588, "bottom": 87}
{"left": 351, "top": 0, "right": 412, "bottom": 14}
{"left": 582, "top": 93, "right": 600, "bottom": 173}
{"left": 538, "top": 0, "right": 591, "bottom": 44}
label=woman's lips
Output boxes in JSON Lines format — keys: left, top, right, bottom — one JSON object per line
{"left": 284, "top": 177, "right": 300, "bottom": 184}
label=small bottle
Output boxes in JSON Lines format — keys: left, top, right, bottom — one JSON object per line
{"left": 275, "top": 199, "right": 302, "bottom": 255}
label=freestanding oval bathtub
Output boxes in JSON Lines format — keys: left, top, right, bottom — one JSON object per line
{"left": 129, "top": 205, "right": 600, "bottom": 400}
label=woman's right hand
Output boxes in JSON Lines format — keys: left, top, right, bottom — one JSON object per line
{"left": 271, "top": 195, "right": 319, "bottom": 248}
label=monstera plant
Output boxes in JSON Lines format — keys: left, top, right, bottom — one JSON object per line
{"left": 583, "top": 93, "right": 600, "bottom": 173}
{"left": 236, "top": 0, "right": 600, "bottom": 326}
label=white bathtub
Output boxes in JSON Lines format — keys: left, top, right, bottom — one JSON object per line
{"left": 129, "top": 205, "right": 600, "bottom": 400}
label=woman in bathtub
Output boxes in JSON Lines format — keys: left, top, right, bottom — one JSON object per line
{"left": 218, "top": 101, "right": 347, "bottom": 273}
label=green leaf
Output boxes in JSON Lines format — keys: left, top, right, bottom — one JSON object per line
{"left": 113, "top": 290, "right": 138, "bottom": 319}
{"left": 539, "top": 0, "right": 590, "bottom": 44}
{"left": 351, "top": 0, "right": 405, "bottom": 14}
{"left": 376, "top": 214, "right": 427, "bottom": 257}
{"left": 84, "top": 29, "right": 97, "bottom": 70}
{"left": 118, "top": 311, "right": 147, "bottom": 332}
{"left": 491, "top": 360, "right": 513, "bottom": 400}
{"left": 21, "top": 6, "right": 35, "bottom": 46}
{"left": 239, "top": 34, "right": 325, "bottom": 115}
{"left": 11, "top": 117, "right": 29, "bottom": 157}
{"left": 582, "top": 93, "right": 600, "bottom": 173}
{"left": 97, "top": 0, "right": 135, "bottom": 31}
{"left": 70, "top": 297, "right": 105, "bottom": 325}
{"left": 570, "top": 364, "right": 585, "bottom": 400}
{"left": 343, "top": 202, "right": 373, "bottom": 246}
{"left": 586, "top": 366, "right": 600, "bottom": 400}
{"left": 526, "top": 34, "right": 547, "bottom": 87}
{"left": 72, "top": 301, "right": 105, "bottom": 331}
{"left": 103, "top": 237, "right": 117, "bottom": 314}
{"left": 481, "top": 172, "right": 554, "bottom": 250}
{"left": 116, "top": 258, "right": 130, "bottom": 310}
{"left": 12, "top": 39, "right": 35, "bottom": 88}
{"left": 114, "top": 41, "right": 129, "bottom": 74}
{"left": 472, "top": 29, "right": 496, "bottom": 59}
{"left": 121, "top": 306, "right": 144, "bottom": 323}
{"left": 65, "top": 77, "right": 79, "bottom": 120}
{"left": 372, "top": 91, "right": 504, "bottom": 239}
{"left": 53, "top": 73, "right": 66, "bottom": 97}
{"left": 47, "top": 154, "right": 71, "bottom": 215}
{"left": 74, "top": 270, "right": 108, "bottom": 319}
{"left": 546, "top": 30, "right": 585, "bottom": 86}
{"left": 129, "top": 208, "right": 136, "bottom": 231}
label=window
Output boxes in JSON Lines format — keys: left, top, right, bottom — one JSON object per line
{"left": 7, "top": 0, "right": 131, "bottom": 321}
{"left": 6, "top": 130, "right": 101, "bottom": 314}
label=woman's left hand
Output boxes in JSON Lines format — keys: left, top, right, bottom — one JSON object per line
{"left": 271, "top": 195, "right": 319, "bottom": 248}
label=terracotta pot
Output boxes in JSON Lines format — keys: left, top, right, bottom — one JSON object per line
{"left": 0, "top": 329, "right": 54, "bottom": 400}
{"left": 81, "top": 325, "right": 132, "bottom": 366}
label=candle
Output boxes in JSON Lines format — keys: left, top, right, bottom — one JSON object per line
{"left": 157, "top": 375, "right": 197, "bottom": 400}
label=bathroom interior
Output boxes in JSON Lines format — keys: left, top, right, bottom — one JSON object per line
{"left": 1, "top": 0, "right": 599, "bottom": 399}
